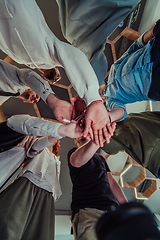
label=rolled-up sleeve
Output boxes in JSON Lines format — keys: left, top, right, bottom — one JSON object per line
{"left": 18, "top": 69, "right": 54, "bottom": 103}
{"left": 106, "top": 99, "right": 128, "bottom": 122}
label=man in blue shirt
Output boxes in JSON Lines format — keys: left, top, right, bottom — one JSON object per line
{"left": 103, "top": 20, "right": 160, "bottom": 122}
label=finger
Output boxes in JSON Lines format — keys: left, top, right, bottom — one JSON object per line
{"left": 93, "top": 129, "right": 99, "bottom": 145}
{"left": 83, "top": 117, "right": 92, "bottom": 137}
{"left": 111, "top": 122, "right": 117, "bottom": 132}
{"left": 106, "top": 120, "right": 113, "bottom": 136}
{"left": 85, "top": 133, "right": 91, "bottom": 141}
{"left": 98, "top": 129, "right": 104, "bottom": 147}
{"left": 71, "top": 108, "right": 76, "bottom": 120}
{"left": 70, "top": 120, "right": 77, "bottom": 124}
{"left": 102, "top": 126, "right": 110, "bottom": 143}
{"left": 98, "top": 129, "right": 103, "bottom": 147}
{"left": 89, "top": 127, "right": 94, "bottom": 140}
{"left": 70, "top": 96, "right": 78, "bottom": 102}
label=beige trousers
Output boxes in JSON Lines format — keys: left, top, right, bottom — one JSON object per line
{"left": 72, "top": 208, "right": 106, "bottom": 240}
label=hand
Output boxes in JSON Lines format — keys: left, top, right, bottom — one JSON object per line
{"left": 17, "top": 136, "right": 36, "bottom": 150}
{"left": 85, "top": 121, "right": 117, "bottom": 147}
{"left": 70, "top": 95, "right": 86, "bottom": 119}
{"left": 58, "top": 121, "right": 83, "bottom": 139}
{"left": 47, "top": 94, "right": 75, "bottom": 123}
{"left": 83, "top": 100, "right": 114, "bottom": 147}
{"left": 25, "top": 136, "right": 36, "bottom": 150}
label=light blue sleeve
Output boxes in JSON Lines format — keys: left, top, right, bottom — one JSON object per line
{"left": 106, "top": 99, "right": 128, "bottom": 122}
{"left": 117, "top": 33, "right": 146, "bottom": 61}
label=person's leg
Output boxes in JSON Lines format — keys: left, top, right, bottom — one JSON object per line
{"left": 56, "top": 0, "right": 140, "bottom": 84}
{"left": 72, "top": 208, "right": 106, "bottom": 240}
{"left": 102, "top": 111, "right": 160, "bottom": 178}
{"left": 0, "top": 177, "right": 55, "bottom": 240}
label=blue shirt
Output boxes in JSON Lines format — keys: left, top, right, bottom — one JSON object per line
{"left": 103, "top": 33, "right": 155, "bottom": 121}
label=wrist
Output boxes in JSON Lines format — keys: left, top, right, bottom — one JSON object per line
{"left": 88, "top": 100, "right": 103, "bottom": 107}
{"left": 57, "top": 124, "right": 66, "bottom": 138}
{"left": 46, "top": 93, "right": 58, "bottom": 108}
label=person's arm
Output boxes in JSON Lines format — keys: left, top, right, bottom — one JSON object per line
{"left": 46, "top": 93, "right": 75, "bottom": 123}
{"left": 142, "top": 23, "right": 155, "bottom": 45}
{"left": 6, "top": 114, "right": 82, "bottom": 139}
{"left": 108, "top": 107, "right": 125, "bottom": 122}
{"left": 18, "top": 69, "right": 75, "bottom": 123}
{"left": 18, "top": 69, "right": 53, "bottom": 103}
{"left": 106, "top": 97, "right": 128, "bottom": 122}
{"left": 107, "top": 172, "right": 128, "bottom": 204}
{"left": 70, "top": 140, "right": 100, "bottom": 167}
{"left": 54, "top": 38, "right": 112, "bottom": 145}
{"left": 117, "top": 32, "right": 145, "bottom": 61}
{"left": 70, "top": 122, "right": 116, "bottom": 167}
{"left": 26, "top": 121, "right": 83, "bottom": 157}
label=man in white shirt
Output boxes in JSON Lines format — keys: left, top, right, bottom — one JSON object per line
{"left": 0, "top": 0, "right": 113, "bottom": 146}
{"left": 0, "top": 114, "right": 83, "bottom": 240}
{"left": 0, "top": 59, "right": 75, "bottom": 121}
{"left": 0, "top": 113, "right": 83, "bottom": 188}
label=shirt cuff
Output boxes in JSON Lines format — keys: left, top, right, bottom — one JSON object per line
{"left": 41, "top": 90, "right": 54, "bottom": 103}
{"left": 136, "top": 32, "right": 147, "bottom": 47}
{"left": 82, "top": 87, "right": 102, "bottom": 106}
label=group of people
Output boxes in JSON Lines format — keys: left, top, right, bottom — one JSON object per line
{"left": 0, "top": 0, "right": 160, "bottom": 239}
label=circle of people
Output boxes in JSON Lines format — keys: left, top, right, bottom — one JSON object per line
{"left": 0, "top": 1, "right": 160, "bottom": 240}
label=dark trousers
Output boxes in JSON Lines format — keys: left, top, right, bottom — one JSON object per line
{"left": 0, "top": 177, "right": 55, "bottom": 240}
{"left": 102, "top": 111, "right": 160, "bottom": 178}
{"left": 148, "top": 20, "right": 160, "bottom": 100}
{"left": 0, "top": 121, "right": 24, "bottom": 152}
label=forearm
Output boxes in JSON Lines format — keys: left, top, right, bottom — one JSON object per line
{"left": 7, "top": 114, "right": 63, "bottom": 138}
{"left": 142, "top": 25, "right": 154, "bottom": 45}
{"left": 70, "top": 140, "right": 99, "bottom": 167}
{"left": 33, "top": 136, "right": 58, "bottom": 150}
{"left": 55, "top": 38, "right": 102, "bottom": 106}
{"left": 26, "top": 135, "right": 58, "bottom": 158}
{"left": 19, "top": 69, "right": 54, "bottom": 103}
{"left": 108, "top": 107, "right": 125, "bottom": 122}
{"left": 108, "top": 172, "right": 128, "bottom": 204}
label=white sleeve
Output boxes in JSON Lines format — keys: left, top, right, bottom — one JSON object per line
{"left": 26, "top": 136, "right": 53, "bottom": 158}
{"left": 7, "top": 114, "right": 63, "bottom": 138}
{"left": 54, "top": 38, "right": 102, "bottom": 106}
{"left": 18, "top": 69, "right": 54, "bottom": 103}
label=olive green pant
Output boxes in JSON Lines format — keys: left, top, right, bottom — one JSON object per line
{"left": 102, "top": 111, "right": 160, "bottom": 178}
{"left": 0, "top": 177, "right": 55, "bottom": 240}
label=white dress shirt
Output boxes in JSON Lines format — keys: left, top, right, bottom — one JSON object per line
{"left": 0, "top": 0, "right": 101, "bottom": 106}
{"left": 19, "top": 148, "right": 62, "bottom": 201}
{"left": 0, "top": 115, "right": 63, "bottom": 200}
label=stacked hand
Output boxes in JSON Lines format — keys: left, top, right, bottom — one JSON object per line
{"left": 48, "top": 93, "right": 116, "bottom": 146}
{"left": 58, "top": 120, "right": 83, "bottom": 139}
{"left": 71, "top": 96, "right": 115, "bottom": 147}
